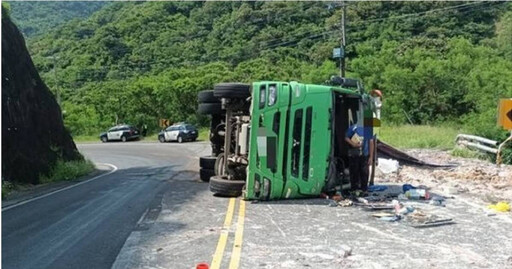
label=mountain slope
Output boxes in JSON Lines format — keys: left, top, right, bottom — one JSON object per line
{"left": 7, "top": 1, "right": 106, "bottom": 38}
{"left": 22, "top": 2, "right": 512, "bottom": 148}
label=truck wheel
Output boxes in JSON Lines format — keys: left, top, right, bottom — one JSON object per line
{"left": 199, "top": 168, "right": 215, "bottom": 182}
{"left": 213, "top": 83, "right": 251, "bottom": 99}
{"left": 198, "top": 90, "right": 220, "bottom": 103}
{"left": 198, "top": 103, "right": 223, "bottom": 115}
{"left": 199, "top": 156, "right": 217, "bottom": 170}
{"left": 209, "top": 176, "right": 245, "bottom": 197}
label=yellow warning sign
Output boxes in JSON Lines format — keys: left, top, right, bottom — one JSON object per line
{"left": 159, "top": 119, "right": 170, "bottom": 128}
{"left": 497, "top": 99, "right": 512, "bottom": 130}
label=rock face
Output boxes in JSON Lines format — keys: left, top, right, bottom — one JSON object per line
{"left": 2, "top": 9, "right": 81, "bottom": 184}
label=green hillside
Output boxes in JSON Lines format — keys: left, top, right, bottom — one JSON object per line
{"left": 20, "top": 2, "right": 512, "bottom": 154}
{"left": 7, "top": 1, "right": 106, "bottom": 37}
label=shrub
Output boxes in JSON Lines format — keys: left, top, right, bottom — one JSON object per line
{"left": 40, "top": 159, "right": 95, "bottom": 184}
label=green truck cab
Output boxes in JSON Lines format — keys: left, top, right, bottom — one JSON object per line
{"left": 196, "top": 79, "right": 380, "bottom": 201}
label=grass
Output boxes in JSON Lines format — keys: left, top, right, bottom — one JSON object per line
{"left": 39, "top": 159, "right": 95, "bottom": 184}
{"left": 377, "top": 124, "right": 460, "bottom": 150}
{"left": 198, "top": 127, "right": 209, "bottom": 141}
{"left": 2, "top": 181, "right": 16, "bottom": 199}
{"left": 73, "top": 135, "right": 101, "bottom": 142}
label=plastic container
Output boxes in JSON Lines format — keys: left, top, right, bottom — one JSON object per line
{"left": 405, "top": 189, "right": 429, "bottom": 200}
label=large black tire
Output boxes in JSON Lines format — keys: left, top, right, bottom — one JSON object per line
{"left": 200, "top": 156, "right": 217, "bottom": 170}
{"left": 213, "top": 83, "right": 251, "bottom": 99}
{"left": 209, "top": 176, "right": 245, "bottom": 197}
{"left": 198, "top": 103, "right": 223, "bottom": 115}
{"left": 200, "top": 168, "right": 215, "bottom": 182}
{"left": 198, "top": 90, "right": 220, "bottom": 103}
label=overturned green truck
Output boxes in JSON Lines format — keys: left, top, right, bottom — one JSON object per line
{"left": 197, "top": 79, "right": 381, "bottom": 200}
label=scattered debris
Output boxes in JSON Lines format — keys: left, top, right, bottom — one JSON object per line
{"left": 429, "top": 196, "right": 446, "bottom": 207}
{"left": 377, "top": 158, "right": 399, "bottom": 174}
{"left": 487, "top": 202, "right": 510, "bottom": 212}
{"left": 371, "top": 212, "right": 395, "bottom": 218}
{"left": 340, "top": 245, "right": 352, "bottom": 258}
{"left": 361, "top": 204, "right": 394, "bottom": 211}
{"left": 368, "top": 185, "right": 388, "bottom": 192}
{"left": 404, "top": 189, "right": 430, "bottom": 200}
{"left": 411, "top": 219, "right": 456, "bottom": 228}
{"left": 338, "top": 199, "right": 353, "bottom": 207}
{"left": 379, "top": 215, "right": 402, "bottom": 222}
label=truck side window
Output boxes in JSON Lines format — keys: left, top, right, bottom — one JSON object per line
{"left": 291, "top": 109, "right": 303, "bottom": 178}
{"left": 268, "top": 84, "right": 277, "bottom": 106}
{"left": 259, "top": 85, "right": 266, "bottom": 109}
{"left": 303, "top": 107, "right": 312, "bottom": 180}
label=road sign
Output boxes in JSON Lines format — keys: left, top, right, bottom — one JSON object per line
{"left": 497, "top": 99, "right": 512, "bottom": 130}
{"left": 333, "top": 47, "right": 344, "bottom": 59}
{"left": 159, "top": 119, "right": 170, "bottom": 128}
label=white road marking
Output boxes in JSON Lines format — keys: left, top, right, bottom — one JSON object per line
{"left": 136, "top": 208, "right": 150, "bottom": 225}
{"left": 2, "top": 163, "right": 118, "bottom": 211}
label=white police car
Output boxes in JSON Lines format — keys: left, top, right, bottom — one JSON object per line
{"left": 100, "top": 125, "right": 140, "bottom": 142}
{"left": 158, "top": 123, "right": 198, "bottom": 143}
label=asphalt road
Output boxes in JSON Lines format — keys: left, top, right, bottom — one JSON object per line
{"left": 3, "top": 142, "right": 512, "bottom": 269}
{"left": 2, "top": 141, "right": 213, "bottom": 269}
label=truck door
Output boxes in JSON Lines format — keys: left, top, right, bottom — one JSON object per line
{"left": 283, "top": 83, "right": 332, "bottom": 198}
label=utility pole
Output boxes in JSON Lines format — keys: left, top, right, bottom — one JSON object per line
{"left": 340, "top": 1, "right": 346, "bottom": 77}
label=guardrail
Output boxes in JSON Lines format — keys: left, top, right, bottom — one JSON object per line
{"left": 456, "top": 133, "right": 512, "bottom": 165}
{"left": 455, "top": 134, "right": 498, "bottom": 154}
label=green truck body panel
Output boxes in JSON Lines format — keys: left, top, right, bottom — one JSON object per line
{"left": 245, "top": 81, "right": 366, "bottom": 200}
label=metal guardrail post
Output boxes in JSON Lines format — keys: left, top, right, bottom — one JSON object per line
{"left": 496, "top": 131, "right": 512, "bottom": 166}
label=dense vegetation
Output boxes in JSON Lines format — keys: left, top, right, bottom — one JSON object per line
{"left": 10, "top": 2, "right": 512, "bottom": 159}
{"left": 7, "top": 1, "right": 106, "bottom": 37}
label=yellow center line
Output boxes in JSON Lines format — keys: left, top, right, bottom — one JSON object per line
{"left": 210, "top": 198, "right": 236, "bottom": 269}
{"left": 228, "top": 200, "right": 246, "bottom": 269}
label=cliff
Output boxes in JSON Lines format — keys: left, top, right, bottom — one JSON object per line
{"left": 2, "top": 8, "right": 82, "bottom": 184}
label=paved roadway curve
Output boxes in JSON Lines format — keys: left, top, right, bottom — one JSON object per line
{"left": 2, "top": 141, "right": 211, "bottom": 269}
{"left": 4, "top": 142, "right": 512, "bottom": 269}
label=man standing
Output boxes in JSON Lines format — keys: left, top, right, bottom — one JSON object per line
{"left": 345, "top": 124, "right": 374, "bottom": 195}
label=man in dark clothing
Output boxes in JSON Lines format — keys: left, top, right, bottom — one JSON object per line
{"left": 345, "top": 124, "right": 374, "bottom": 193}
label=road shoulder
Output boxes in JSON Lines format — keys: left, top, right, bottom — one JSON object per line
{"left": 2, "top": 163, "right": 115, "bottom": 209}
